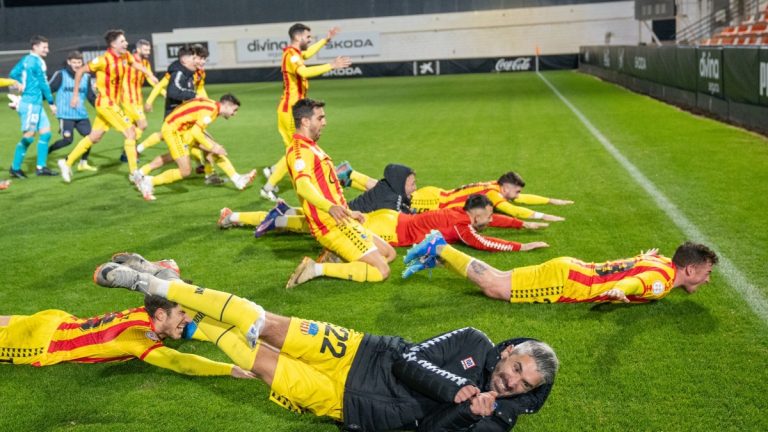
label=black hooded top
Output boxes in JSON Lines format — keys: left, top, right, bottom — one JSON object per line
{"left": 348, "top": 163, "right": 414, "bottom": 213}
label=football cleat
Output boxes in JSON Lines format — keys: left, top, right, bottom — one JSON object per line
{"left": 317, "top": 248, "right": 343, "bottom": 264}
{"left": 139, "top": 175, "right": 156, "bottom": 201}
{"left": 335, "top": 161, "right": 353, "bottom": 187}
{"left": 205, "top": 173, "right": 228, "bottom": 185}
{"left": 153, "top": 259, "right": 180, "bottom": 277}
{"left": 403, "top": 230, "right": 447, "bottom": 265}
{"left": 218, "top": 207, "right": 235, "bottom": 229}
{"left": 0, "top": 180, "right": 10, "bottom": 190}
{"left": 111, "top": 252, "right": 179, "bottom": 280}
{"left": 35, "top": 166, "right": 58, "bottom": 176}
{"left": 254, "top": 199, "right": 290, "bottom": 238}
{"left": 285, "top": 256, "right": 318, "bottom": 289}
{"left": 9, "top": 168, "right": 27, "bottom": 179}
{"left": 93, "top": 262, "right": 152, "bottom": 294}
{"left": 234, "top": 169, "right": 257, "bottom": 191}
{"left": 402, "top": 255, "right": 439, "bottom": 279}
{"left": 262, "top": 165, "right": 273, "bottom": 179}
{"left": 77, "top": 161, "right": 98, "bottom": 172}
{"left": 57, "top": 159, "right": 72, "bottom": 183}
{"left": 260, "top": 186, "right": 279, "bottom": 202}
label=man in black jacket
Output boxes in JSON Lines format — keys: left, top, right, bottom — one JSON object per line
{"left": 347, "top": 163, "right": 416, "bottom": 213}
{"left": 163, "top": 46, "right": 198, "bottom": 117}
{"left": 95, "top": 254, "right": 559, "bottom": 431}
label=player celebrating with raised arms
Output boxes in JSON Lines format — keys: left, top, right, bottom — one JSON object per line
{"left": 58, "top": 29, "right": 158, "bottom": 185}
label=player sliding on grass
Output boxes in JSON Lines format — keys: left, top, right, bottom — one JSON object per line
{"left": 0, "top": 255, "right": 252, "bottom": 379}
{"left": 337, "top": 164, "right": 573, "bottom": 221}
{"left": 402, "top": 231, "right": 718, "bottom": 304}
{"left": 94, "top": 254, "right": 559, "bottom": 431}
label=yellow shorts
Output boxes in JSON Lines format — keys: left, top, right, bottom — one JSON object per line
{"left": 316, "top": 221, "right": 378, "bottom": 262}
{"left": 277, "top": 108, "right": 295, "bottom": 147}
{"left": 92, "top": 103, "right": 132, "bottom": 133}
{"left": 509, "top": 257, "right": 570, "bottom": 303}
{"left": 162, "top": 127, "right": 189, "bottom": 160}
{"left": 122, "top": 103, "right": 146, "bottom": 124}
{"left": 362, "top": 209, "right": 399, "bottom": 245}
{"left": 0, "top": 310, "right": 69, "bottom": 365}
{"left": 410, "top": 186, "right": 443, "bottom": 213}
{"left": 269, "top": 317, "right": 364, "bottom": 419}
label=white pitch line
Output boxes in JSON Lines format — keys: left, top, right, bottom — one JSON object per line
{"left": 537, "top": 71, "right": 768, "bottom": 326}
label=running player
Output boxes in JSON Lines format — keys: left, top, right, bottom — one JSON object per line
{"left": 260, "top": 23, "right": 351, "bottom": 201}
{"left": 121, "top": 39, "right": 155, "bottom": 146}
{"left": 403, "top": 232, "right": 718, "bottom": 304}
{"left": 57, "top": 29, "right": 159, "bottom": 184}
{"left": 94, "top": 256, "right": 559, "bottom": 431}
{"left": 282, "top": 98, "right": 396, "bottom": 288}
{"left": 8, "top": 35, "right": 58, "bottom": 177}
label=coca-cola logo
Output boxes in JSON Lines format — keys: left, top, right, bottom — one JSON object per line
{"left": 495, "top": 57, "right": 532, "bottom": 72}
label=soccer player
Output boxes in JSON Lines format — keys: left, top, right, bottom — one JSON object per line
{"left": 137, "top": 94, "right": 252, "bottom": 200}
{"left": 403, "top": 232, "right": 718, "bottom": 304}
{"left": 57, "top": 29, "right": 158, "bottom": 184}
{"left": 47, "top": 51, "right": 97, "bottom": 172}
{"left": 94, "top": 257, "right": 559, "bottom": 431}
{"left": 8, "top": 35, "right": 58, "bottom": 178}
{"left": 260, "top": 23, "right": 351, "bottom": 201}
{"left": 0, "top": 286, "right": 253, "bottom": 378}
{"left": 121, "top": 39, "right": 155, "bottom": 143}
{"left": 282, "top": 98, "right": 395, "bottom": 288}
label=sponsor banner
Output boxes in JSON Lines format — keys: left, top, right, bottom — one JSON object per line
{"left": 156, "top": 41, "right": 220, "bottom": 68}
{"left": 723, "top": 48, "right": 760, "bottom": 105}
{"left": 318, "top": 32, "right": 380, "bottom": 59}
{"left": 236, "top": 36, "right": 290, "bottom": 62}
{"left": 414, "top": 60, "right": 440, "bottom": 76}
{"left": 697, "top": 48, "right": 723, "bottom": 98}
{"left": 628, "top": 46, "right": 652, "bottom": 80}
{"left": 494, "top": 57, "right": 533, "bottom": 73}
{"left": 674, "top": 47, "right": 698, "bottom": 92}
{"left": 759, "top": 49, "right": 768, "bottom": 107}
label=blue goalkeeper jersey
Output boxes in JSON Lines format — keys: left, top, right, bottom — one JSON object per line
{"left": 9, "top": 53, "right": 54, "bottom": 106}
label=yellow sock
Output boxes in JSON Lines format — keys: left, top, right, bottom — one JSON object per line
{"left": 194, "top": 313, "right": 259, "bottom": 370}
{"left": 439, "top": 244, "right": 472, "bottom": 278}
{"left": 266, "top": 156, "right": 288, "bottom": 188}
{"left": 66, "top": 136, "right": 93, "bottom": 166}
{"left": 320, "top": 262, "right": 384, "bottom": 282}
{"left": 152, "top": 168, "right": 184, "bottom": 186}
{"left": 350, "top": 170, "right": 372, "bottom": 192}
{"left": 140, "top": 132, "right": 162, "bottom": 151}
{"left": 215, "top": 155, "right": 238, "bottom": 179}
{"left": 166, "top": 280, "right": 262, "bottom": 338}
{"left": 281, "top": 215, "right": 309, "bottom": 233}
{"left": 124, "top": 139, "right": 138, "bottom": 172}
{"left": 238, "top": 211, "right": 267, "bottom": 227}
{"left": 140, "top": 163, "right": 153, "bottom": 176}
{"left": 135, "top": 128, "right": 144, "bottom": 141}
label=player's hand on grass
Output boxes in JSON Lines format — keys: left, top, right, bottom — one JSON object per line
{"left": 231, "top": 365, "right": 257, "bottom": 379}
{"left": 641, "top": 248, "right": 659, "bottom": 257}
{"left": 469, "top": 391, "right": 498, "bottom": 417}
{"left": 331, "top": 56, "right": 352, "bottom": 69}
{"left": 454, "top": 384, "right": 481, "bottom": 403}
{"left": 327, "top": 27, "right": 341, "bottom": 40}
{"left": 522, "top": 221, "right": 548, "bottom": 230}
{"left": 549, "top": 198, "right": 574, "bottom": 205}
{"left": 541, "top": 214, "right": 565, "bottom": 222}
{"left": 601, "top": 288, "right": 630, "bottom": 303}
{"left": 521, "top": 241, "right": 549, "bottom": 251}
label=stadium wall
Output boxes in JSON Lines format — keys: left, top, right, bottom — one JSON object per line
{"left": 579, "top": 45, "right": 768, "bottom": 135}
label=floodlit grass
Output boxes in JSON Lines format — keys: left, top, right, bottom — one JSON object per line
{"left": 0, "top": 71, "right": 766, "bottom": 431}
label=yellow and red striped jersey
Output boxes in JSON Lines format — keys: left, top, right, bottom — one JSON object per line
{"left": 560, "top": 255, "right": 677, "bottom": 303}
{"left": 121, "top": 53, "right": 152, "bottom": 106}
{"left": 411, "top": 182, "right": 537, "bottom": 219}
{"left": 286, "top": 134, "right": 347, "bottom": 237}
{"left": 89, "top": 48, "right": 134, "bottom": 107}
{"left": 194, "top": 69, "right": 207, "bottom": 98}
{"left": 39, "top": 307, "right": 161, "bottom": 366}
{"left": 163, "top": 98, "right": 219, "bottom": 132}
{"left": 279, "top": 47, "right": 308, "bottom": 113}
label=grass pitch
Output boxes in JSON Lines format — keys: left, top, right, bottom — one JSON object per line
{"left": 0, "top": 71, "right": 766, "bottom": 431}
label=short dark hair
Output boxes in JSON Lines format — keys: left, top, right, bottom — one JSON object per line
{"left": 176, "top": 45, "right": 192, "bottom": 59}
{"left": 464, "top": 194, "right": 493, "bottom": 211}
{"left": 135, "top": 39, "right": 151, "bottom": 49}
{"left": 104, "top": 29, "right": 125, "bottom": 46}
{"left": 67, "top": 51, "right": 83, "bottom": 61}
{"left": 190, "top": 44, "right": 209, "bottom": 58}
{"left": 498, "top": 171, "right": 526, "bottom": 188}
{"left": 672, "top": 242, "right": 719, "bottom": 268}
{"left": 293, "top": 98, "right": 325, "bottom": 128}
{"left": 144, "top": 294, "right": 178, "bottom": 319}
{"left": 289, "top": 23, "right": 311, "bottom": 40}
{"left": 30, "top": 35, "right": 48, "bottom": 47}
{"left": 220, "top": 93, "right": 241, "bottom": 106}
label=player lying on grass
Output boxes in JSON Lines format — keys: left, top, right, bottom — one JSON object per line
{"left": 219, "top": 194, "right": 550, "bottom": 255}
{"left": 0, "top": 257, "right": 252, "bottom": 378}
{"left": 337, "top": 164, "right": 572, "bottom": 221}
{"left": 402, "top": 231, "right": 718, "bottom": 304}
{"left": 94, "top": 254, "right": 559, "bottom": 431}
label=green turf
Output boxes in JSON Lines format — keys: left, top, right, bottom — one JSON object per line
{"left": 1, "top": 71, "right": 766, "bottom": 431}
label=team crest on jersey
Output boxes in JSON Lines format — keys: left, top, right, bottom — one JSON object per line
{"left": 460, "top": 356, "right": 476, "bottom": 370}
{"left": 145, "top": 331, "right": 160, "bottom": 342}
{"left": 652, "top": 281, "right": 665, "bottom": 296}
{"left": 293, "top": 159, "right": 306, "bottom": 172}
{"left": 299, "top": 320, "right": 319, "bottom": 336}
{"left": 202, "top": 116, "right": 212, "bottom": 125}
{"left": 290, "top": 55, "right": 300, "bottom": 64}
